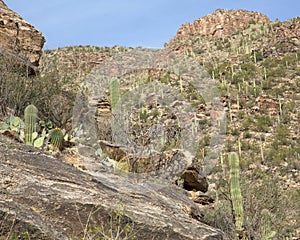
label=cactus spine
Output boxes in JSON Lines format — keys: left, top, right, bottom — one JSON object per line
{"left": 24, "top": 104, "right": 38, "bottom": 145}
{"left": 110, "top": 77, "right": 120, "bottom": 110}
{"left": 50, "top": 128, "right": 64, "bottom": 150}
{"left": 229, "top": 152, "right": 244, "bottom": 235}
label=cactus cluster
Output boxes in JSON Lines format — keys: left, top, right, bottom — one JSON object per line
{"left": 2, "top": 104, "right": 66, "bottom": 150}
{"left": 0, "top": 104, "right": 80, "bottom": 151}
{"left": 228, "top": 152, "right": 244, "bottom": 234}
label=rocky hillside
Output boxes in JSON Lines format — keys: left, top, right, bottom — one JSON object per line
{"left": 0, "top": 0, "right": 45, "bottom": 68}
{"left": 166, "top": 9, "right": 299, "bottom": 170}
{"left": 0, "top": 6, "right": 299, "bottom": 240}
{"left": 166, "top": 9, "right": 300, "bottom": 239}
{"left": 39, "top": 9, "right": 299, "bottom": 239}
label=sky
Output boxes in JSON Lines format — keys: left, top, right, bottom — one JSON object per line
{"left": 4, "top": 0, "right": 300, "bottom": 50}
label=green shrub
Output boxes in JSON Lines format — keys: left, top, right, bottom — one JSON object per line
{"left": 255, "top": 115, "right": 273, "bottom": 132}
{"left": 0, "top": 54, "right": 76, "bottom": 128}
{"left": 241, "top": 116, "right": 254, "bottom": 131}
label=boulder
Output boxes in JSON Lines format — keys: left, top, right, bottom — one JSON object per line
{"left": 0, "top": 0, "right": 45, "bottom": 73}
{"left": 181, "top": 167, "right": 209, "bottom": 192}
{"left": 0, "top": 134, "right": 226, "bottom": 240}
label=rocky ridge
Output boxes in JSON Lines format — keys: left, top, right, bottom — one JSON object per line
{"left": 168, "top": 9, "right": 270, "bottom": 46}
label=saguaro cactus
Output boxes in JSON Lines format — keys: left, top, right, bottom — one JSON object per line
{"left": 229, "top": 152, "right": 244, "bottom": 235}
{"left": 24, "top": 104, "right": 38, "bottom": 145}
{"left": 110, "top": 77, "right": 120, "bottom": 110}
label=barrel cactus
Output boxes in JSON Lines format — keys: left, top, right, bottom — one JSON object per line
{"left": 50, "top": 128, "right": 64, "bottom": 150}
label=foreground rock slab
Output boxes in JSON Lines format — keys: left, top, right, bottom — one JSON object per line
{"left": 0, "top": 135, "right": 226, "bottom": 240}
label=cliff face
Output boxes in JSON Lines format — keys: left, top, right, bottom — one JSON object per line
{"left": 0, "top": 0, "right": 45, "bottom": 67}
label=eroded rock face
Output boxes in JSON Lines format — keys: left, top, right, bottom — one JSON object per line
{"left": 0, "top": 134, "right": 226, "bottom": 240}
{"left": 0, "top": 0, "right": 45, "bottom": 68}
{"left": 168, "top": 9, "right": 270, "bottom": 45}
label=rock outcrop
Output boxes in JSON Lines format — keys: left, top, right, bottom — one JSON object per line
{"left": 0, "top": 0, "right": 45, "bottom": 72}
{"left": 167, "top": 9, "right": 270, "bottom": 46}
{"left": 0, "top": 134, "right": 226, "bottom": 240}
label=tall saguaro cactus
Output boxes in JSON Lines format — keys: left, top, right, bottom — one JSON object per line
{"left": 110, "top": 77, "right": 120, "bottom": 110}
{"left": 229, "top": 152, "right": 244, "bottom": 235}
{"left": 24, "top": 104, "right": 38, "bottom": 145}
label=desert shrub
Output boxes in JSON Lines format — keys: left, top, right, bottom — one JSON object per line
{"left": 242, "top": 170, "right": 299, "bottom": 239}
{"left": 255, "top": 115, "right": 273, "bottom": 132}
{"left": 0, "top": 54, "right": 32, "bottom": 116}
{"left": 241, "top": 115, "right": 254, "bottom": 131}
{"left": 265, "top": 143, "right": 298, "bottom": 167}
{"left": 262, "top": 58, "right": 280, "bottom": 69}
{"left": 261, "top": 78, "right": 274, "bottom": 90}
{"left": 0, "top": 54, "right": 76, "bottom": 128}
{"left": 203, "top": 168, "right": 299, "bottom": 239}
{"left": 75, "top": 206, "right": 137, "bottom": 240}
{"left": 31, "top": 73, "right": 76, "bottom": 128}
{"left": 243, "top": 130, "right": 252, "bottom": 139}
{"left": 273, "top": 124, "right": 291, "bottom": 146}
{"left": 230, "top": 127, "right": 240, "bottom": 136}
{"left": 203, "top": 200, "right": 235, "bottom": 236}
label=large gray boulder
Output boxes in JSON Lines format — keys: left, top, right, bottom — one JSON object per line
{"left": 0, "top": 134, "right": 226, "bottom": 239}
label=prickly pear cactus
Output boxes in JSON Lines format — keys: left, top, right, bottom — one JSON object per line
{"left": 110, "top": 77, "right": 120, "bottom": 110}
{"left": 229, "top": 152, "right": 244, "bottom": 234}
{"left": 24, "top": 104, "right": 38, "bottom": 145}
{"left": 50, "top": 128, "right": 64, "bottom": 150}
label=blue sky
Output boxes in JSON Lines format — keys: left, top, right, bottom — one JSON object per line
{"left": 4, "top": 0, "right": 300, "bottom": 50}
